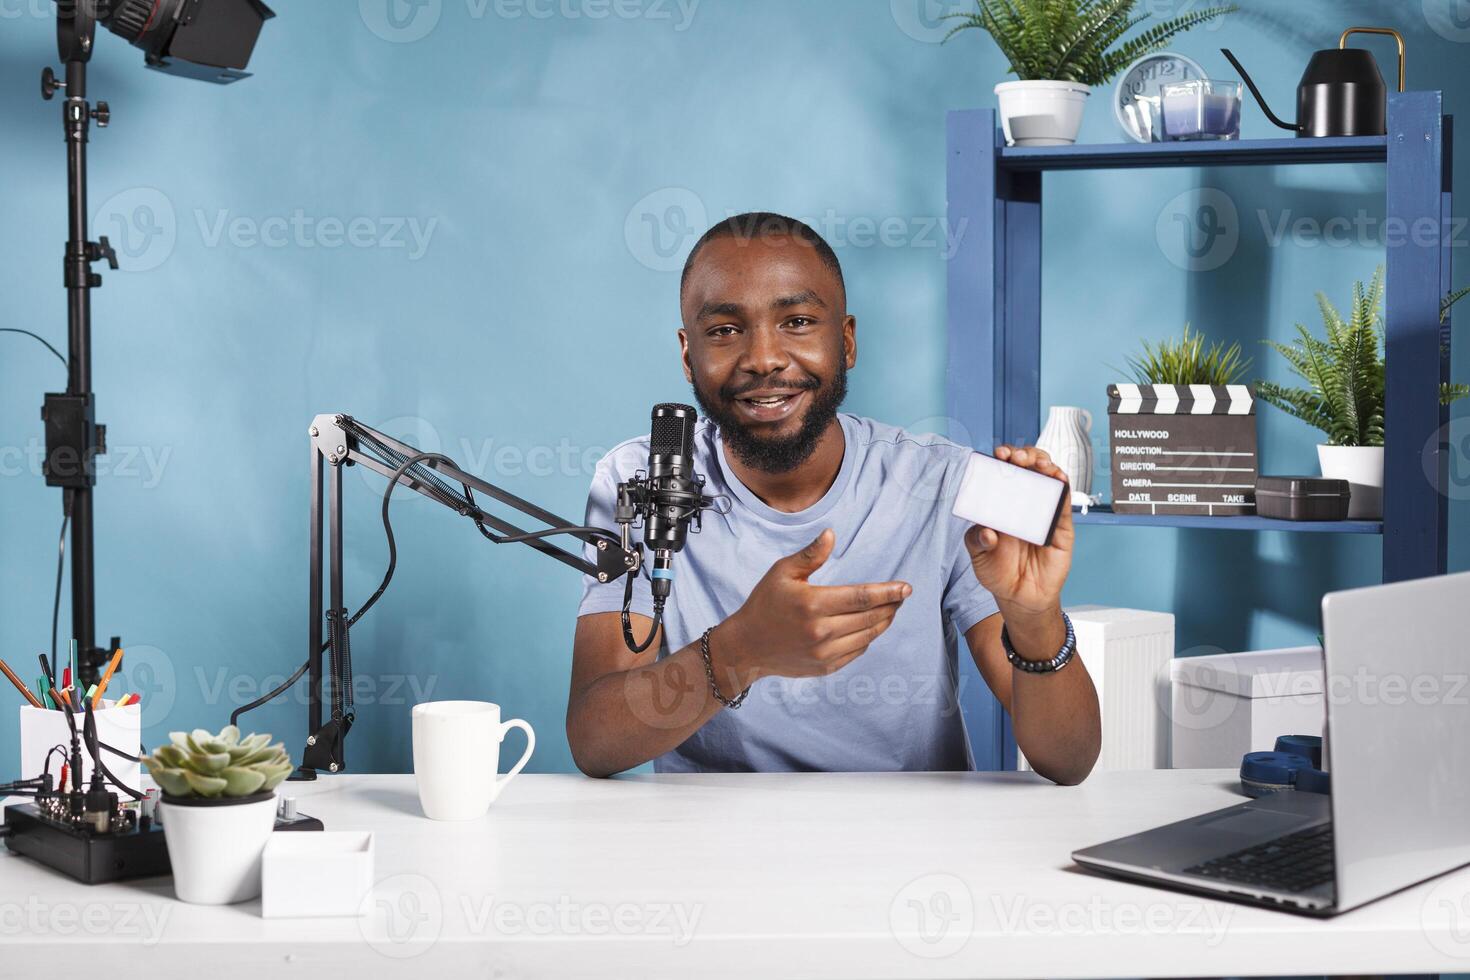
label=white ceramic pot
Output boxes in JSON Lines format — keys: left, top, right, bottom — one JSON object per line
{"left": 160, "top": 791, "right": 278, "bottom": 904}
{"left": 1317, "top": 444, "right": 1384, "bottom": 520}
{"left": 994, "top": 80, "right": 1091, "bottom": 146}
{"left": 1036, "top": 405, "right": 1094, "bottom": 494}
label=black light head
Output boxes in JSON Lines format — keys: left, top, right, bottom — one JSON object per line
{"left": 58, "top": 0, "right": 275, "bottom": 82}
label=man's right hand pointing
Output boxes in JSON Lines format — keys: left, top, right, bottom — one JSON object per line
{"left": 714, "top": 528, "right": 912, "bottom": 689}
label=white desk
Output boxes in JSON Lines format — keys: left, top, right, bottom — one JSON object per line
{"left": 3, "top": 769, "right": 1468, "bottom": 978}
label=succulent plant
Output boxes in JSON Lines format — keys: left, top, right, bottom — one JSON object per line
{"left": 141, "top": 725, "right": 294, "bottom": 799}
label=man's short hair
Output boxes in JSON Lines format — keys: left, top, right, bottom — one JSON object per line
{"left": 680, "top": 212, "right": 845, "bottom": 297}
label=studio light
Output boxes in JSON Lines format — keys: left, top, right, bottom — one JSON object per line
{"left": 52, "top": 0, "right": 275, "bottom": 83}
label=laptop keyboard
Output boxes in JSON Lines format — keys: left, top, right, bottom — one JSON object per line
{"left": 1184, "top": 824, "right": 1335, "bottom": 894}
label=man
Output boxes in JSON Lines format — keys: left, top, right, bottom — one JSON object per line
{"left": 567, "top": 213, "right": 1100, "bottom": 781}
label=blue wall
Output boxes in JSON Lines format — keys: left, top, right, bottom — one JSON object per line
{"left": 2, "top": 0, "right": 1466, "bottom": 777}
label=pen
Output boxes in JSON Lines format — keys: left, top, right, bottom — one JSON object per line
{"left": 84, "top": 683, "right": 98, "bottom": 706}
{"left": 62, "top": 666, "right": 71, "bottom": 691}
{"left": 93, "top": 647, "right": 124, "bottom": 708}
{"left": 56, "top": 688, "right": 73, "bottom": 710}
{"left": 1, "top": 658, "right": 46, "bottom": 709}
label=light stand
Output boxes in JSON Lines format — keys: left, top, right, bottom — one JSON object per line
{"left": 34, "top": 0, "right": 275, "bottom": 686}
{"left": 39, "top": 5, "right": 120, "bottom": 687}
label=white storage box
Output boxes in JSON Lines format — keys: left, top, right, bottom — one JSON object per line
{"left": 18, "top": 701, "right": 141, "bottom": 793}
{"left": 1021, "top": 606, "right": 1174, "bottom": 772}
{"left": 262, "top": 831, "right": 374, "bottom": 918}
{"left": 1170, "top": 645, "right": 1324, "bottom": 769}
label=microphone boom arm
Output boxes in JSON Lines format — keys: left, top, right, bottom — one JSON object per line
{"left": 235, "top": 413, "right": 647, "bottom": 780}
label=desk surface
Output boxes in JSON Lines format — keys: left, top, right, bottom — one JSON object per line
{"left": 4, "top": 769, "right": 1469, "bottom": 978}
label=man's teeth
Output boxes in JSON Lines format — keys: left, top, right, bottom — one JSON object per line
{"left": 747, "top": 395, "right": 791, "bottom": 406}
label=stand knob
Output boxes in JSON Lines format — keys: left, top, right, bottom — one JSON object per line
{"left": 41, "top": 67, "right": 64, "bottom": 101}
{"left": 92, "top": 102, "right": 109, "bottom": 127}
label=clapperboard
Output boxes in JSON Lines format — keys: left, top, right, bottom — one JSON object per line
{"left": 1106, "top": 384, "right": 1259, "bottom": 517}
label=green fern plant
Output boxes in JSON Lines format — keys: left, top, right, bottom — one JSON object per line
{"left": 1124, "top": 323, "right": 1250, "bottom": 386}
{"left": 1256, "top": 268, "right": 1469, "bottom": 448}
{"left": 943, "top": 0, "right": 1236, "bottom": 85}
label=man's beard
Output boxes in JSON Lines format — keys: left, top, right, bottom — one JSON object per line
{"left": 691, "top": 359, "right": 848, "bottom": 475}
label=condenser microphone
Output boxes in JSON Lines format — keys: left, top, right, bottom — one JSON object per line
{"left": 643, "top": 403, "right": 704, "bottom": 601}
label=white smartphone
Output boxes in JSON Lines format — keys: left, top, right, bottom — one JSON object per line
{"left": 951, "top": 452, "right": 1068, "bottom": 547}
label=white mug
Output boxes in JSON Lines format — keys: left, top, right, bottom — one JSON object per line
{"left": 411, "top": 701, "right": 535, "bottom": 821}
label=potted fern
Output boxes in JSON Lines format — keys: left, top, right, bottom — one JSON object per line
{"left": 1107, "top": 325, "right": 1258, "bottom": 516}
{"left": 1256, "top": 269, "right": 1469, "bottom": 520}
{"left": 944, "top": 0, "right": 1235, "bottom": 146}
{"left": 142, "top": 725, "right": 294, "bottom": 905}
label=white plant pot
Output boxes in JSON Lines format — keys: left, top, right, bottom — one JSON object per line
{"left": 1317, "top": 444, "right": 1384, "bottom": 520}
{"left": 160, "top": 791, "right": 278, "bottom": 905}
{"left": 994, "top": 80, "right": 1091, "bottom": 146}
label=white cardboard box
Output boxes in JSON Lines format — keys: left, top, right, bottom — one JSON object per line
{"left": 1021, "top": 606, "right": 1174, "bottom": 771}
{"left": 262, "top": 831, "right": 374, "bottom": 918}
{"left": 1170, "top": 645, "right": 1324, "bottom": 769}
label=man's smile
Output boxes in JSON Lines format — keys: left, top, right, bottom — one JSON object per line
{"left": 734, "top": 388, "right": 808, "bottom": 423}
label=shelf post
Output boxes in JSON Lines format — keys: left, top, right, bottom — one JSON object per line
{"left": 1384, "top": 93, "right": 1451, "bottom": 582}
{"left": 946, "top": 110, "right": 1041, "bottom": 770}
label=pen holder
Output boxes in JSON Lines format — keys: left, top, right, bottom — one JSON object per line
{"left": 18, "top": 700, "right": 142, "bottom": 793}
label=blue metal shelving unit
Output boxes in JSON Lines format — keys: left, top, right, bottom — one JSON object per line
{"left": 946, "top": 95, "right": 1454, "bottom": 770}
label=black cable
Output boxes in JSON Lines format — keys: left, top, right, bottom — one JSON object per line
{"left": 51, "top": 506, "right": 70, "bottom": 686}
{"left": 0, "top": 328, "right": 67, "bottom": 368}
{"left": 97, "top": 739, "right": 139, "bottom": 763}
{"left": 82, "top": 703, "right": 143, "bottom": 801}
{"left": 229, "top": 657, "right": 308, "bottom": 727}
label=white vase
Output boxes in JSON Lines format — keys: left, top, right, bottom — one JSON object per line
{"left": 994, "top": 80, "right": 1091, "bottom": 146}
{"left": 1317, "top": 444, "right": 1384, "bottom": 520}
{"left": 1036, "top": 406, "right": 1094, "bottom": 495}
{"left": 160, "top": 791, "right": 278, "bottom": 904}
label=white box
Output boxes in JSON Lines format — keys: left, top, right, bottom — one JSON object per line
{"left": 1020, "top": 606, "right": 1174, "bottom": 772}
{"left": 18, "top": 701, "right": 141, "bottom": 793}
{"left": 1170, "top": 645, "right": 1324, "bottom": 769}
{"left": 262, "top": 831, "right": 374, "bottom": 918}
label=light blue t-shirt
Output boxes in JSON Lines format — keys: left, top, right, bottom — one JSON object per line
{"left": 576, "top": 412, "right": 999, "bottom": 772}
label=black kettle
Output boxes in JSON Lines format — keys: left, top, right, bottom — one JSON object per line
{"left": 1222, "top": 28, "right": 1405, "bottom": 138}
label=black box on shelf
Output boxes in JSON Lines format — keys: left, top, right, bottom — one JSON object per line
{"left": 1106, "top": 384, "right": 1258, "bottom": 517}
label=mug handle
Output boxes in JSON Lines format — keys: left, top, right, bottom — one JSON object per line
{"left": 1080, "top": 408, "right": 1092, "bottom": 434}
{"left": 496, "top": 718, "right": 535, "bottom": 792}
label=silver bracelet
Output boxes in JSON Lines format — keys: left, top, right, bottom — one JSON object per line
{"left": 700, "top": 626, "right": 751, "bottom": 708}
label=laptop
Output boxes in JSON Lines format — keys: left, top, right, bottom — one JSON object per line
{"left": 1072, "top": 570, "right": 1470, "bottom": 916}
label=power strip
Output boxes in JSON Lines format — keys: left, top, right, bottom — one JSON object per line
{"left": 2, "top": 801, "right": 323, "bottom": 884}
